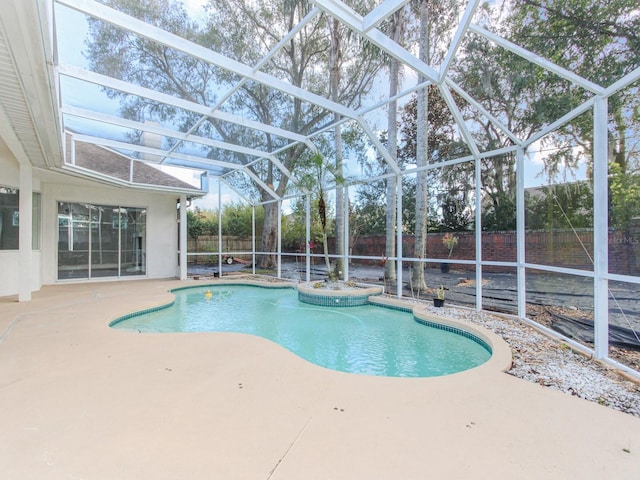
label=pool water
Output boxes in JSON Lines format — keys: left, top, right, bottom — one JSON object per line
{"left": 111, "top": 285, "right": 491, "bottom": 377}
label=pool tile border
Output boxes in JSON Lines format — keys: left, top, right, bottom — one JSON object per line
{"left": 108, "top": 280, "right": 513, "bottom": 374}
{"left": 296, "top": 282, "right": 383, "bottom": 307}
{"left": 412, "top": 315, "right": 492, "bottom": 354}
{"left": 298, "top": 291, "right": 372, "bottom": 307}
{"left": 109, "top": 301, "right": 175, "bottom": 327}
{"left": 110, "top": 281, "right": 296, "bottom": 327}
{"left": 367, "top": 300, "right": 492, "bottom": 354}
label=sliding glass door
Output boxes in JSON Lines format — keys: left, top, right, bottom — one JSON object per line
{"left": 57, "top": 202, "right": 146, "bottom": 280}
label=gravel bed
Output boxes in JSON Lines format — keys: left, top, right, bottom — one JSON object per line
{"left": 423, "top": 303, "right": 640, "bottom": 418}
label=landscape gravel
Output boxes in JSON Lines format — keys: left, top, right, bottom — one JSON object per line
{"left": 424, "top": 304, "right": 640, "bottom": 418}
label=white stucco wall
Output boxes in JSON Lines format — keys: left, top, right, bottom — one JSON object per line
{"left": 0, "top": 146, "right": 181, "bottom": 297}
{"left": 41, "top": 181, "right": 180, "bottom": 285}
{"left": 0, "top": 147, "right": 19, "bottom": 184}
{"left": 0, "top": 150, "right": 42, "bottom": 297}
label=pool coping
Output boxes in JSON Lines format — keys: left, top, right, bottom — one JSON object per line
{"left": 296, "top": 281, "right": 383, "bottom": 297}
{"left": 111, "top": 279, "right": 512, "bottom": 376}
{"left": 368, "top": 295, "right": 513, "bottom": 375}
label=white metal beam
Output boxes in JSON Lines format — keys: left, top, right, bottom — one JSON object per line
{"left": 62, "top": 105, "right": 273, "bottom": 160}
{"left": 516, "top": 147, "right": 526, "bottom": 319}
{"left": 58, "top": 64, "right": 308, "bottom": 143}
{"left": 602, "top": 66, "right": 640, "bottom": 97}
{"left": 264, "top": 154, "right": 293, "bottom": 179}
{"left": 362, "top": 0, "right": 411, "bottom": 32}
{"left": 524, "top": 98, "right": 595, "bottom": 148}
{"left": 445, "top": 78, "right": 521, "bottom": 146}
{"left": 357, "top": 119, "right": 402, "bottom": 175}
{"left": 439, "top": 0, "right": 482, "bottom": 81}
{"left": 57, "top": 0, "right": 358, "bottom": 120}
{"left": 593, "top": 97, "right": 609, "bottom": 359}
{"left": 219, "top": 178, "right": 256, "bottom": 206}
{"left": 179, "top": 194, "right": 187, "bottom": 280}
{"left": 71, "top": 133, "right": 245, "bottom": 171}
{"left": 358, "top": 80, "right": 431, "bottom": 117}
{"left": 163, "top": 7, "right": 321, "bottom": 161}
{"left": 314, "top": 0, "right": 440, "bottom": 82}
{"left": 438, "top": 83, "right": 481, "bottom": 158}
{"left": 59, "top": 162, "right": 203, "bottom": 194}
{"left": 242, "top": 169, "right": 280, "bottom": 200}
{"left": 469, "top": 24, "right": 604, "bottom": 95}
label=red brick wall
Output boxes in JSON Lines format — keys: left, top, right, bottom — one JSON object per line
{"left": 343, "top": 230, "right": 639, "bottom": 275}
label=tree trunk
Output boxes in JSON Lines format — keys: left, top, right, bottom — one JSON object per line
{"left": 334, "top": 130, "right": 345, "bottom": 279}
{"left": 384, "top": 11, "right": 404, "bottom": 282}
{"left": 322, "top": 231, "right": 331, "bottom": 277}
{"left": 258, "top": 201, "right": 278, "bottom": 268}
{"left": 412, "top": 0, "right": 429, "bottom": 291}
{"left": 385, "top": 176, "right": 397, "bottom": 282}
{"left": 330, "top": 17, "right": 345, "bottom": 279}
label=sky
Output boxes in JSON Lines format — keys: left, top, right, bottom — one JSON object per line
{"left": 53, "top": 0, "right": 588, "bottom": 214}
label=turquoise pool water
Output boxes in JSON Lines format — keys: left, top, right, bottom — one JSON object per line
{"left": 110, "top": 285, "right": 491, "bottom": 377}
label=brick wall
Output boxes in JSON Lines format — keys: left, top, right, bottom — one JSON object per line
{"left": 189, "top": 231, "right": 640, "bottom": 275}
{"left": 346, "top": 229, "right": 639, "bottom": 275}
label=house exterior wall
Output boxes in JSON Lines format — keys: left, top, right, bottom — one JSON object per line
{"left": 0, "top": 150, "right": 181, "bottom": 297}
{"left": 41, "top": 182, "right": 179, "bottom": 285}
{"left": 0, "top": 150, "right": 42, "bottom": 296}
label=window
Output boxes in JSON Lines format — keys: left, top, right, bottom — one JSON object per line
{"left": 0, "top": 188, "right": 41, "bottom": 250}
{"left": 0, "top": 187, "right": 19, "bottom": 249}
{"left": 32, "top": 192, "right": 41, "bottom": 249}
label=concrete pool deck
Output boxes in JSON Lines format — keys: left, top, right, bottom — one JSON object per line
{"left": 1, "top": 279, "right": 638, "bottom": 479}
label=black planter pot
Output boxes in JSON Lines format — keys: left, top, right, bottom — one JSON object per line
{"left": 433, "top": 298, "right": 445, "bottom": 307}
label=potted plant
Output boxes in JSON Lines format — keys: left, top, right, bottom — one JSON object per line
{"left": 433, "top": 285, "right": 445, "bottom": 307}
{"left": 440, "top": 233, "right": 458, "bottom": 273}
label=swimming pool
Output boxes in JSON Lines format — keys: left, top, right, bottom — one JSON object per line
{"left": 110, "top": 284, "right": 492, "bottom": 377}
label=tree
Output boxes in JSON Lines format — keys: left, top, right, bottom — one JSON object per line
{"left": 281, "top": 195, "right": 328, "bottom": 251}
{"left": 411, "top": 0, "right": 429, "bottom": 290}
{"left": 352, "top": 176, "right": 418, "bottom": 236}
{"left": 187, "top": 210, "right": 205, "bottom": 239}
{"left": 453, "top": 0, "right": 639, "bottom": 219}
{"left": 399, "top": 86, "right": 473, "bottom": 234}
{"left": 297, "top": 152, "right": 343, "bottom": 279}
{"left": 221, "top": 202, "right": 263, "bottom": 237}
{"left": 85, "top": 0, "right": 384, "bottom": 268}
{"left": 352, "top": 179, "right": 388, "bottom": 236}
{"left": 187, "top": 208, "right": 217, "bottom": 238}
{"left": 510, "top": 0, "right": 640, "bottom": 229}
{"left": 382, "top": 8, "right": 407, "bottom": 283}
{"left": 608, "top": 161, "right": 640, "bottom": 230}
{"left": 407, "top": 0, "right": 463, "bottom": 290}
{"left": 525, "top": 182, "right": 594, "bottom": 230}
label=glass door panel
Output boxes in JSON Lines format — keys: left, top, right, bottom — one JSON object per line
{"left": 91, "top": 205, "right": 120, "bottom": 278}
{"left": 57, "top": 202, "right": 90, "bottom": 279}
{"left": 121, "top": 207, "right": 146, "bottom": 276}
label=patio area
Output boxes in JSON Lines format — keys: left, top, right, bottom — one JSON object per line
{"left": 1, "top": 279, "right": 638, "bottom": 479}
